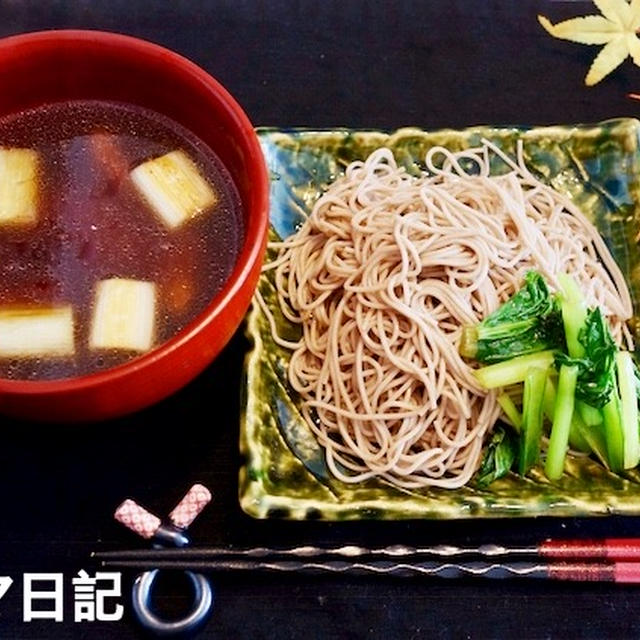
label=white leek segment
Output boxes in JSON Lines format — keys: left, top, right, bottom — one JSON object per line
{"left": 130, "top": 150, "right": 217, "bottom": 229}
{"left": 0, "top": 148, "right": 39, "bottom": 226}
{"left": 90, "top": 278, "right": 156, "bottom": 352}
{"left": 0, "top": 306, "right": 74, "bottom": 357}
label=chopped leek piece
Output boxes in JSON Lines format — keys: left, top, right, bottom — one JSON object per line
{"left": 0, "top": 306, "right": 74, "bottom": 357}
{"left": 131, "top": 150, "right": 217, "bottom": 229}
{"left": 0, "top": 148, "right": 39, "bottom": 227}
{"left": 90, "top": 278, "right": 156, "bottom": 352}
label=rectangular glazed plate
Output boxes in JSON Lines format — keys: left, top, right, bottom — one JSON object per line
{"left": 239, "top": 119, "right": 640, "bottom": 520}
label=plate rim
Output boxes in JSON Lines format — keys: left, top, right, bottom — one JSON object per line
{"left": 240, "top": 118, "right": 640, "bottom": 520}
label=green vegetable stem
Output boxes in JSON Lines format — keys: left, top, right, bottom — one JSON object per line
{"left": 473, "top": 350, "right": 555, "bottom": 390}
{"left": 545, "top": 364, "right": 578, "bottom": 480}
{"left": 617, "top": 351, "right": 640, "bottom": 469}
{"left": 542, "top": 377, "right": 590, "bottom": 453}
{"left": 519, "top": 366, "right": 548, "bottom": 475}
{"left": 497, "top": 393, "right": 522, "bottom": 432}
{"left": 557, "top": 274, "right": 602, "bottom": 427}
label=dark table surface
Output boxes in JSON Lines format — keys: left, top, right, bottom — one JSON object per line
{"left": 2, "top": 1, "right": 640, "bottom": 638}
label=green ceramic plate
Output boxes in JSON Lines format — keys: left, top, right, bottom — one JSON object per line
{"left": 239, "top": 120, "right": 640, "bottom": 520}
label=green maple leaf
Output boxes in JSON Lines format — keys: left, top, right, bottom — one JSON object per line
{"left": 539, "top": 0, "right": 640, "bottom": 85}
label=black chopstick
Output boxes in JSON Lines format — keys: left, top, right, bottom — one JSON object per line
{"left": 92, "top": 537, "right": 640, "bottom": 563}
{"left": 94, "top": 556, "right": 640, "bottom": 583}
{"left": 93, "top": 542, "right": 534, "bottom": 561}
{"left": 91, "top": 538, "right": 640, "bottom": 583}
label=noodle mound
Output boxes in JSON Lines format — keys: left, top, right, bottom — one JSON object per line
{"left": 258, "top": 142, "right": 632, "bottom": 489}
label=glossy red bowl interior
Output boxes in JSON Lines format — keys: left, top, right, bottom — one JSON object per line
{"left": 0, "top": 30, "right": 269, "bottom": 422}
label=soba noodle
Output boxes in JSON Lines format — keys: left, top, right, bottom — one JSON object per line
{"left": 257, "top": 140, "right": 633, "bottom": 489}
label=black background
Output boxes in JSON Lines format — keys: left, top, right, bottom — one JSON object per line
{"left": 1, "top": 1, "right": 640, "bottom": 638}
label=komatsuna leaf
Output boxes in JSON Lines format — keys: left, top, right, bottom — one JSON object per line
{"left": 459, "top": 271, "right": 564, "bottom": 363}
{"left": 554, "top": 307, "right": 617, "bottom": 408}
{"left": 473, "top": 425, "right": 518, "bottom": 488}
{"left": 538, "top": 0, "right": 640, "bottom": 85}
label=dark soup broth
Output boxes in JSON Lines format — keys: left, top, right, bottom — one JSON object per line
{"left": 0, "top": 100, "right": 244, "bottom": 380}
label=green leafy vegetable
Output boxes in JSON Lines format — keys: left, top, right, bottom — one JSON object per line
{"left": 555, "top": 305, "right": 623, "bottom": 471}
{"left": 555, "top": 308, "right": 617, "bottom": 409}
{"left": 474, "top": 425, "right": 518, "bottom": 488}
{"left": 557, "top": 273, "right": 603, "bottom": 427}
{"left": 460, "top": 271, "right": 564, "bottom": 363}
{"left": 467, "top": 270, "right": 640, "bottom": 480}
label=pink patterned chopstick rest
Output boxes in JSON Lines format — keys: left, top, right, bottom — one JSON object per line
{"left": 114, "top": 499, "right": 162, "bottom": 539}
{"left": 169, "top": 484, "right": 212, "bottom": 529}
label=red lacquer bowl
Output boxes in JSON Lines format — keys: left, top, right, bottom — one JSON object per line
{"left": 0, "top": 30, "right": 269, "bottom": 422}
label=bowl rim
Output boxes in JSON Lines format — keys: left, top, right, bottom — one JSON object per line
{"left": 0, "top": 28, "right": 269, "bottom": 397}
